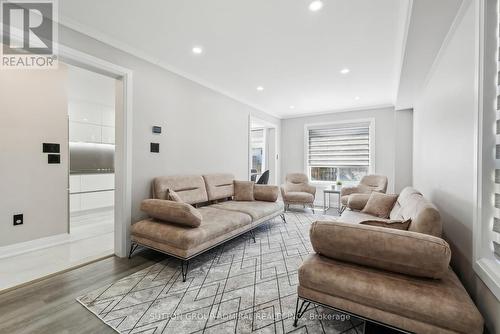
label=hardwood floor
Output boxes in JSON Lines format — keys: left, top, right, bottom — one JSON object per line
{"left": 0, "top": 249, "right": 166, "bottom": 334}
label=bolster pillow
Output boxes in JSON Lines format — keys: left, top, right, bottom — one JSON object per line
{"left": 140, "top": 199, "right": 202, "bottom": 227}
{"left": 310, "top": 220, "right": 451, "bottom": 279}
{"left": 254, "top": 184, "right": 279, "bottom": 202}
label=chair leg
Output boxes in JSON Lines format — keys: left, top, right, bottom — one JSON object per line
{"left": 280, "top": 213, "right": 287, "bottom": 224}
{"left": 310, "top": 203, "right": 315, "bottom": 214}
{"left": 181, "top": 260, "right": 189, "bottom": 282}
{"left": 293, "top": 297, "right": 311, "bottom": 327}
{"left": 128, "top": 242, "right": 139, "bottom": 259}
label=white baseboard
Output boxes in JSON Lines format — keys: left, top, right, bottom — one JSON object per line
{"left": 0, "top": 222, "right": 113, "bottom": 259}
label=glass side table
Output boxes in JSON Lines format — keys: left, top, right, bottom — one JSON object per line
{"left": 323, "top": 189, "right": 342, "bottom": 214}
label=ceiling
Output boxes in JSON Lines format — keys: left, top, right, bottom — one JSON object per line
{"left": 59, "top": 0, "right": 412, "bottom": 118}
{"left": 396, "top": 0, "right": 463, "bottom": 109}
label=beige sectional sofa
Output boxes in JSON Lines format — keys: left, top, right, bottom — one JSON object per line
{"left": 294, "top": 187, "right": 484, "bottom": 334}
{"left": 129, "top": 173, "right": 285, "bottom": 281}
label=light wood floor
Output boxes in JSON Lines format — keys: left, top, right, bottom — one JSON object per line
{"left": 0, "top": 249, "right": 166, "bottom": 334}
{"left": 0, "top": 207, "right": 339, "bottom": 334}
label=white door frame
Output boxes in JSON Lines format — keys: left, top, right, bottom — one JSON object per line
{"left": 59, "top": 45, "right": 133, "bottom": 258}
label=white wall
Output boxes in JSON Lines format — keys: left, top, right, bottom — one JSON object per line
{"left": 394, "top": 109, "right": 413, "bottom": 192}
{"left": 0, "top": 65, "right": 69, "bottom": 246}
{"left": 59, "top": 25, "right": 281, "bottom": 223}
{"left": 413, "top": 2, "right": 500, "bottom": 332}
{"left": 280, "top": 106, "right": 412, "bottom": 205}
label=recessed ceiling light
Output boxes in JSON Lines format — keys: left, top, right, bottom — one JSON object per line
{"left": 192, "top": 46, "right": 203, "bottom": 54}
{"left": 340, "top": 68, "right": 350, "bottom": 74}
{"left": 309, "top": 1, "right": 324, "bottom": 12}
{"left": 256, "top": 86, "right": 264, "bottom": 91}
{"left": 289, "top": 105, "right": 295, "bottom": 109}
{"left": 355, "top": 96, "right": 360, "bottom": 100}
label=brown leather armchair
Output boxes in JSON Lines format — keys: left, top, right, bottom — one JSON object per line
{"left": 340, "top": 174, "right": 388, "bottom": 212}
{"left": 281, "top": 173, "right": 316, "bottom": 213}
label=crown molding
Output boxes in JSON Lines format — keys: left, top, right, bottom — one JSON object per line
{"left": 280, "top": 104, "right": 395, "bottom": 119}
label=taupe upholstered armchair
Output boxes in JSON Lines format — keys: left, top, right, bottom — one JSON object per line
{"left": 340, "top": 174, "right": 388, "bottom": 212}
{"left": 281, "top": 173, "right": 316, "bottom": 213}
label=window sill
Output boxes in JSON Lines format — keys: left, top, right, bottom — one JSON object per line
{"left": 474, "top": 257, "right": 500, "bottom": 301}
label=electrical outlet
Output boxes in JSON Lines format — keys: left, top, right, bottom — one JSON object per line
{"left": 13, "top": 214, "right": 23, "bottom": 226}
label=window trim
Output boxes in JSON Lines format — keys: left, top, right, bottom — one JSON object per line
{"left": 474, "top": 0, "right": 500, "bottom": 301}
{"left": 303, "top": 118, "right": 376, "bottom": 185}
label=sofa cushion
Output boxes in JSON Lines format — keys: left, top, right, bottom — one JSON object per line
{"left": 140, "top": 199, "right": 202, "bottom": 227}
{"left": 203, "top": 173, "right": 234, "bottom": 201}
{"left": 362, "top": 192, "right": 398, "bottom": 218}
{"left": 167, "top": 189, "right": 182, "bottom": 202}
{"left": 298, "top": 254, "right": 484, "bottom": 334}
{"left": 152, "top": 175, "right": 208, "bottom": 205}
{"left": 131, "top": 206, "right": 252, "bottom": 250}
{"left": 213, "top": 200, "right": 283, "bottom": 220}
{"left": 234, "top": 180, "right": 255, "bottom": 201}
{"left": 390, "top": 187, "right": 442, "bottom": 237}
{"left": 284, "top": 191, "right": 314, "bottom": 203}
{"left": 254, "top": 184, "right": 279, "bottom": 202}
{"left": 310, "top": 220, "right": 450, "bottom": 279}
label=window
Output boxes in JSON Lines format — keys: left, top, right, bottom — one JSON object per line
{"left": 474, "top": 0, "right": 500, "bottom": 300}
{"left": 492, "top": 2, "right": 500, "bottom": 261}
{"left": 306, "top": 121, "right": 372, "bottom": 183}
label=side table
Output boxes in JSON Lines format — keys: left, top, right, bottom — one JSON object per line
{"left": 323, "top": 189, "right": 341, "bottom": 214}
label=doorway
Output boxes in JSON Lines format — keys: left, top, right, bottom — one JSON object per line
{"left": 250, "top": 117, "right": 278, "bottom": 185}
{"left": 67, "top": 64, "right": 116, "bottom": 253}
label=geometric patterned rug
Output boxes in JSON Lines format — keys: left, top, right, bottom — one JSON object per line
{"left": 77, "top": 212, "right": 365, "bottom": 334}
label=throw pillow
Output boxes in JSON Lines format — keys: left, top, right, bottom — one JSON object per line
{"left": 254, "top": 184, "right": 279, "bottom": 202}
{"left": 167, "top": 188, "right": 183, "bottom": 202}
{"left": 360, "top": 218, "right": 411, "bottom": 231}
{"left": 361, "top": 192, "right": 398, "bottom": 218}
{"left": 234, "top": 180, "right": 255, "bottom": 201}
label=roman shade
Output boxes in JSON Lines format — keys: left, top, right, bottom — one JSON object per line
{"left": 307, "top": 123, "right": 370, "bottom": 168}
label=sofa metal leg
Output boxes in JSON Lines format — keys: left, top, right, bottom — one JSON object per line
{"left": 310, "top": 203, "right": 315, "bottom": 214}
{"left": 280, "top": 213, "right": 287, "bottom": 224}
{"left": 248, "top": 229, "right": 256, "bottom": 243}
{"left": 128, "top": 242, "right": 138, "bottom": 259}
{"left": 293, "top": 297, "right": 311, "bottom": 327}
{"left": 181, "top": 260, "right": 189, "bottom": 282}
{"left": 364, "top": 320, "right": 401, "bottom": 334}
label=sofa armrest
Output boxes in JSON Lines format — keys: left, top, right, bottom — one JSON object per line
{"left": 254, "top": 184, "right": 279, "bottom": 202}
{"left": 140, "top": 199, "right": 202, "bottom": 227}
{"left": 347, "top": 193, "right": 371, "bottom": 210}
{"left": 310, "top": 220, "right": 451, "bottom": 279}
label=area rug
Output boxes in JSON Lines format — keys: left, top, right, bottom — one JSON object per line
{"left": 77, "top": 212, "right": 365, "bottom": 334}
